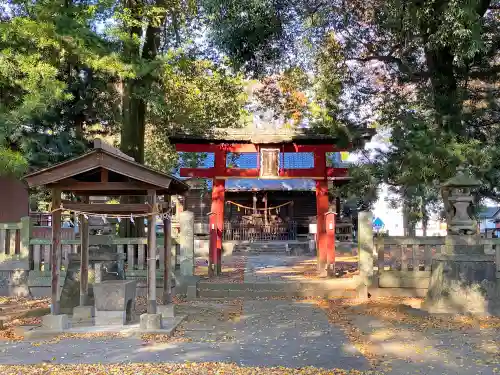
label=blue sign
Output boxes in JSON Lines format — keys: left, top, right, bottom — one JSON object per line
{"left": 373, "top": 217, "right": 385, "bottom": 230}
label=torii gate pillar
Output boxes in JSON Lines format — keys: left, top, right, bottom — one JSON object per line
{"left": 210, "top": 179, "right": 225, "bottom": 276}
{"left": 316, "top": 180, "right": 329, "bottom": 274}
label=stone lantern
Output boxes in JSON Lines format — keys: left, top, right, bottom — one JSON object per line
{"left": 423, "top": 167, "right": 500, "bottom": 316}
{"left": 441, "top": 167, "right": 480, "bottom": 236}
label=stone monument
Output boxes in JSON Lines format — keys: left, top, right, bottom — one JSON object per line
{"left": 60, "top": 246, "right": 126, "bottom": 315}
{"left": 93, "top": 279, "right": 137, "bottom": 325}
{"left": 179, "top": 211, "right": 195, "bottom": 276}
{"left": 423, "top": 168, "right": 500, "bottom": 315}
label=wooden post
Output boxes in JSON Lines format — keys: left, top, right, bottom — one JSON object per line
{"left": 51, "top": 189, "right": 62, "bottom": 315}
{"left": 127, "top": 244, "right": 135, "bottom": 270}
{"left": 335, "top": 196, "right": 341, "bottom": 217}
{"left": 138, "top": 244, "right": 146, "bottom": 270}
{"left": 315, "top": 180, "right": 329, "bottom": 273}
{"left": 163, "top": 195, "right": 172, "bottom": 304}
{"left": 147, "top": 190, "right": 157, "bottom": 314}
{"left": 43, "top": 245, "right": 51, "bottom": 271}
{"left": 79, "top": 198, "right": 89, "bottom": 306}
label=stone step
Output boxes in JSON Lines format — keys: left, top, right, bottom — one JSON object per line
{"left": 233, "top": 242, "right": 289, "bottom": 254}
{"left": 197, "top": 279, "right": 360, "bottom": 299}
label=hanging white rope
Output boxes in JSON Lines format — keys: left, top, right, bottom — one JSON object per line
{"left": 49, "top": 203, "right": 172, "bottom": 219}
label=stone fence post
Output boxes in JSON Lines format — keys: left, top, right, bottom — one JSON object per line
{"left": 179, "top": 211, "right": 195, "bottom": 277}
{"left": 358, "top": 211, "right": 374, "bottom": 299}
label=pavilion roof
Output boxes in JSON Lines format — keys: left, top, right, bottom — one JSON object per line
{"left": 24, "top": 140, "right": 189, "bottom": 196}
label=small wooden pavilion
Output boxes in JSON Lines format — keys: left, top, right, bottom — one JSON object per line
{"left": 23, "top": 140, "right": 189, "bottom": 316}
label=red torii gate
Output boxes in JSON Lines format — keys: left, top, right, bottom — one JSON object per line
{"left": 172, "top": 139, "right": 352, "bottom": 277}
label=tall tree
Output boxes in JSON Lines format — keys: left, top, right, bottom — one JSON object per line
{"left": 202, "top": 0, "right": 500, "bottom": 222}
{"left": 0, "top": 0, "right": 128, "bottom": 174}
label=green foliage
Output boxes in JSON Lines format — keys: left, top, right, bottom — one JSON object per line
{"left": 143, "top": 53, "right": 247, "bottom": 171}
{"left": 149, "top": 53, "right": 248, "bottom": 135}
{"left": 1, "top": 0, "right": 248, "bottom": 179}
{"left": 0, "top": 0, "right": 129, "bottom": 175}
{"left": 202, "top": 0, "right": 293, "bottom": 75}
{"left": 0, "top": 147, "right": 28, "bottom": 177}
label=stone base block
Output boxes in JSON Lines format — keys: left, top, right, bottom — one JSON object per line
{"left": 187, "top": 285, "right": 197, "bottom": 300}
{"left": 73, "top": 306, "right": 95, "bottom": 320}
{"left": 42, "top": 314, "right": 69, "bottom": 330}
{"left": 95, "top": 310, "right": 126, "bottom": 326}
{"left": 157, "top": 305, "right": 175, "bottom": 318}
{"left": 140, "top": 313, "right": 162, "bottom": 330}
{"left": 423, "top": 255, "right": 500, "bottom": 316}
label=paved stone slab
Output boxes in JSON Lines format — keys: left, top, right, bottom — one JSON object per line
{"left": 0, "top": 299, "right": 369, "bottom": 371}
{"left": 350, "top": 313, "right": 500, "bottom": 375}
{"left": 232, "top": 300, "right": 369, "bottom": 370}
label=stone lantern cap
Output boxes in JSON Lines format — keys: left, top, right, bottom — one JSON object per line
{"left": 442, "top": 167, "right": 481, "bottom": 188}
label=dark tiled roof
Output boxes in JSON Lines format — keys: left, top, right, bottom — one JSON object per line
{"left": 478, "top": 207, "right": 500, "bottom": 219}
{"left": 169, "top": 126, "right": 376, "bottom": 146}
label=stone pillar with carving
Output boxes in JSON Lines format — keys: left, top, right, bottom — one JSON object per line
{"left": 423, "top": 168, "right": 500, "bottom": 315}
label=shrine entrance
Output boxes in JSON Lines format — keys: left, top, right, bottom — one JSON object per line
{"left": 170, "top": 129, "right": 372, "bottom": 277}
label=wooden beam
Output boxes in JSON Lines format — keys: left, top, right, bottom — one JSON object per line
{"left": 175, "top": 143, "right": 348, "bottom": 153}
{"left": 180, "top": 168, "right": 216, "bottom": 178}
{"left": 326, "top": 167, "right": 349, "bottom": 178}
{"left": 181, "top": 167, "right": 348, "bottom": 179}
{"left": 278, "top": 169, "right": 324, "bottom": 178}
{"left": 100, "top": 168, "right": 109, "bottom": 182}
{"left": 223, "top": 168, "right": 260, "bottom": 178}
{"left": 24, "top": 153, "right": 101, "bottom": 188}
{"left": 50, "top": 181, "right": 159, "bottom": 191}
{"left": 62, "top": 203, "right": 150, "bottom": 214}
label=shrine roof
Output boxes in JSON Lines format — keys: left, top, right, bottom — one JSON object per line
{"left": 478, "top": 206, "right": 500, "bottom": 219}
{"left": 24, "top": 139, "right": 189, "bottom": 196}
{"left": 169, "top": 126, "right": 376, "bottom": 146}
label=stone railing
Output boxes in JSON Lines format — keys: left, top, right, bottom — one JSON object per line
{"left": 0, "top": 218, "right": 31, "bottom": 295}
{"left": 375, "top": 236, "right": 445, "bottom": 272}
{"left": 0, "top": 218, "right": 30, "bottom": 262}
{"left": 374, "top": 236, "right": 500, "bottom": 290}
{"left": 0, "top": 215, "right": 184, "bottom": 297}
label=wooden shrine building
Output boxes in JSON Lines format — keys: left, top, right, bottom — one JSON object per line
{"left": 23, "top": 140, "right": 189, "bottom": 316}
{"left": 170, "top": 127, "right": 375, "bottom": 276}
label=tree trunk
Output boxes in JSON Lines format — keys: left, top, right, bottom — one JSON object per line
{"left": 421, "top": 201, "right": 429, "bottom": 237}
{"left": 403, "top": 202, "right": 416, "bottom": 237}
{"left": 119, "top": 0, "right": 162, "bottom": 238}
